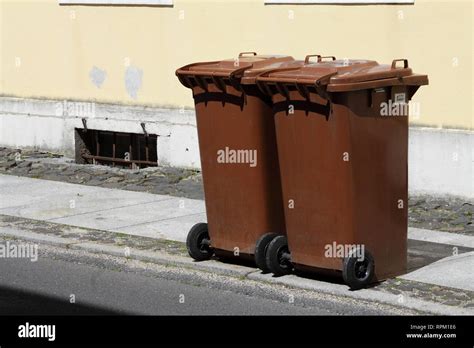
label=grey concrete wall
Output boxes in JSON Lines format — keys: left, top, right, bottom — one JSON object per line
{"left": 0, "top": 97, "right": 200, "bottom": 169}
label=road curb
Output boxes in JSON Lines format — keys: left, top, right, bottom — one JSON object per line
{"left": 247, "top": 273, "right": 473, "bottom": 316}
{"left": 69, "top": 242, "right": 254, "bottom": 277}
{"left": 1, "top": 227, "right": 472, "bottom": 315}
{"left": 0, "top": 226, "right": 80, "bottom": 247}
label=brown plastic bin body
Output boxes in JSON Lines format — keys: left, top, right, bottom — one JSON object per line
{"left": 176, "top": 53, "right": 298, "bottom": 260}
{"left": 257, "top": 57, "right": 428, "bottom": 284}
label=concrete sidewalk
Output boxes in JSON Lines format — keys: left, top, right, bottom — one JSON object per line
{"left": 1, "top": 174, "right": 473, "bottom": 293}
{"left": 0, "top": 174, "right": 206, "bottom": 242}
{"left": 402, "top": 251, "right": 474, "bottom": 292}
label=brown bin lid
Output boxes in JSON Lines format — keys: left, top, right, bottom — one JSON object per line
{"left": 176, "top": 52, "right": 295, "bottom": 89}
{"left": 256, "top": 56, "right": 428, "bottom": 92}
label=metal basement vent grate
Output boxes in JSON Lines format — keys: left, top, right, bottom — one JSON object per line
{"left": 75, "top": 128, "right": 158, "bottom": 168}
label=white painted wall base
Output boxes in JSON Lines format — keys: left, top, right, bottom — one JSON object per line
{"left": 408, "top": 127, "right": 473, "bottom": 198}
{"left": 0, "top": 97, "right": 472, "bottom": 198}
{"left": 0, "top": 97, "right": 200, "bottom": 169}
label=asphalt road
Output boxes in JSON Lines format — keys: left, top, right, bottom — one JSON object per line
{"left": 0, "top": 242, "right": 417, "bottom": 315}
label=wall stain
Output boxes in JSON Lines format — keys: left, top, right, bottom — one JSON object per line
{"left": 125, "top": 66, "right": 143, "bottom": 99}
{"left": 89, "top": 66, "right": 107, "bottom": 88}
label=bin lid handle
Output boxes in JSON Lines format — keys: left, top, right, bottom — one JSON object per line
{"left": 391, "top": 59, "right": 409, "bottom": 69}
{"left": 304, "top": 55, "right": 336, "bottom": 64}
{"left": 238, "top": 52, "right": 257, "bottom": 57}
{"left": 304, "top": 54, "right": 322, "bottom": 64}
{"left": 319, "top": 56, "right": 336, "bottom": 62}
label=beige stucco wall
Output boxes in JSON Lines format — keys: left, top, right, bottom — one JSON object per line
{"left": 0, "top": 0, "right": 472, "bottom": 129}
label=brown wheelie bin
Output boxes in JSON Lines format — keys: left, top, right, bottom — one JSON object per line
{"left": 176, "top": 52, "right": 300, "bottom": 271}
{"left": 256, "top": 55, "right": 428, "bottom": 288}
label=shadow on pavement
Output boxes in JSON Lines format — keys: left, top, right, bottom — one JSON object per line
{"left": 407, "top": 239, "right": 473, "bottom": 272}
{"left": 211, "top": 239, "right": 474, "bottom": 289}
{"left": 0, "top": 286, "right": 122, "bottom": 315}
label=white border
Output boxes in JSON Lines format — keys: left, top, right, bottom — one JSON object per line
{"left": 59, "top": 0, "right": 173, "bottom": 5}
{"left": 266, "top": 0, "right": 414, "bottom": 4}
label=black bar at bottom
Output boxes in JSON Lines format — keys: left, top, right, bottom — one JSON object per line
{"left": 0, "top": 316, "right": 472, "bottom": 346}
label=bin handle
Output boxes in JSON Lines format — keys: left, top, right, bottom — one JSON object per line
{"left": 315, "top": 72, "right": 338, "bottom": 86}
{"left": 239, "top": 52, "right": 257, "bottom": 57}
{"left": 391, "top": 59, "right": 409, "bottom": 69}
{"left": 228, "top": 65, "right": 252, "bottom": 92}
{"left": 305, "top": 54, "right": 322, "bottom": 64}
{"left": 305, "top": 55, "right": 336, "bottom": 64}
{"left": 319, "top": 56, "right": 336, "bottom": 62}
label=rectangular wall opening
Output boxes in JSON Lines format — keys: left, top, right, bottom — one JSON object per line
{"left": 75, "top": 128, "right": 158, "bottom": 168}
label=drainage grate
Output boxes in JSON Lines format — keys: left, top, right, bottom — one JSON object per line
{"left": 75, "top": 128, "right": 158, "bottom": 168}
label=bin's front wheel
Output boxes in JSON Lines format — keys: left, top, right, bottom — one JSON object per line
{"left": 342, "top": 247, "right": 375, "bottom": 290}
{"left": 266, "top": 235, "right": 292, "bottom": 276}
{"left": 255, "top": 232, "right": 279, "bottom": 273}
{"left": 186, "top": 223, "right": 214, "bottom": 261}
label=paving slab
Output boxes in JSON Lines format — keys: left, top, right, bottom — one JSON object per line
{"left": 408, "top": 227, "right": 474, "bottom": 248}
{"left": 1, "top": 191, "right": 172, "bottom": 221}
{"left": 401, "top": 251, "right": 474, "bottom": 292}
{"left": 0, "top": 174, "right": 205, "bottom": 241}
{"left": 51, "top": 197, "right": 205, "bottom": 237}
{"left": 112, "top": 212, "right": 207, "bottom": 241}
{"left": 0, "top": 174, "right": 165, "bottom": 210}
{"left": 0, "top": 175, "right": 88, "bottom": 209}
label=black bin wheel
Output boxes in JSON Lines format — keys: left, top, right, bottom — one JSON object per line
{"left": 342, "top": 247, "right": 375, "bottom": 290}
{"left": 255, "top": 232, "right": 279, "bottom": 273}
{"left": 186, "top": 223, "right": 214, "bottom": 261}
{"left": 266, "top": 235, "right": 292, "bottom": 276}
